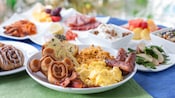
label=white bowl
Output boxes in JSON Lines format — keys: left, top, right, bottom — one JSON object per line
{"left": 26, "top": 44, "right": 137, "bottom": 94}
{"left": 150, "top": 28, "right": 175, "bottom": 54}
{"left": 77, "top": 24, "right": 133, "bottom": 49}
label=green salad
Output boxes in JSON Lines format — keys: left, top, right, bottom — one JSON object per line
{"left": 128, "top": 43, "right": 169, "bottom": 69}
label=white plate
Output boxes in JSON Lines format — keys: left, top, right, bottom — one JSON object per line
{"left": 127, "top": 40, "right": 152, "bottom": 50}
{"left": 0, "top": 14, "right": 29, "bottom": 40}
{"left": 29, "top": 15, "right": 110, "bottom": 46}
{"left": 126, "top": 40, "right": 175, "bottom": 72}
{"left": 26, "top": 44, "right": 137, "bottom": 94}
{"left": 0, "top": 13, "right": 51, "bottom": 41}
{"left": 137, "top": 54, "right": 175, "bottom": 72}
{"left": 150, "top": 27, "right": 175, "bottom": 54}
{"left": 21, "top": 3, "right": 110, "bottom": 24}
{"left": 0, "top": 13, "right": 53, "bottom": 46}
{"left": 0, "top": 41, "right": 39, "bottom": 76}
{"left": 0, "top": 4, "right": 110, "bottom": 46}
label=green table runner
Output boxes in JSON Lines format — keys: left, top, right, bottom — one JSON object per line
{"left": 0, "top": 71, "right": 152, "bottom": 98}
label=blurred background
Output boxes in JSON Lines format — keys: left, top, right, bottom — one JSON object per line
{"left": 1, "top": 0, "right": 175, "bottom": 26}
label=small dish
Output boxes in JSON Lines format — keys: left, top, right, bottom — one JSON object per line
{"left": 150, "top": 27, "right": 175, "bottom": 54}
{"left": 21, "top": 3, "right": 110, "bottom": 24}
{"left": 80, "top": 24, "right": 133, "bottom": 49}
{"left": 127, "top": 40, "right": 175, "bottom": 72}
{"left": 137, "top": 53, "right": 175, "bottom": 72}
{"left": 0, "top": 14, "right": 29, "bottom": 40}
{"left": 0, "top": 13, "right": 52, "bottom": 45}
{"left": 0, "top": 41, "right": 39, "bottom": 76}
{"left": 26, "top": 44, "right": 136, "bottom": 94}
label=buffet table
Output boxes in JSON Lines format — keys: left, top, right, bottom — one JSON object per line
{"left": 0, "top": 17, "right": 175, "bottom": 98}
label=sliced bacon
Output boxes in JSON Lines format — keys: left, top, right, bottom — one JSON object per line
{"left": 70, "top": 78, "right": 85, "bottom": 88}
{"left": 105, "top": 48, "right": 136, "bottom": 75}
{"left": 116, "top": 48, "right": 127, "bottom": 61}
{"left": 60, "top": 71, "right": 78, "bottom": 87}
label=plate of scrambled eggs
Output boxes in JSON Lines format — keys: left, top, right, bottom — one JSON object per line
{"left": 26, "top": 43, "right": 137, "bottom": 94}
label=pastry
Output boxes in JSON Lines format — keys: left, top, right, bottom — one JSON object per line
{"left": 48, "top": 61, "right": 69, "bottom": 85}
{"left": 40, "top": 55, "right": 55, "bottom": 76}
{"left": 29, "top": 37, "right": 85, "bottom": 88}
{"left": 29, "top": 59, "right": 40, "bottom": 72}
{"left": 48, "top": 58, "right": 78, "bottom": 87}
{"left": 62, "top": 41, "right": 78, "bottom": 56}
{"left": 42, "top": 37, "right": 79, "bottom": 67}
{"left": 0, "top": 45, "right": 24, "bottom": 70}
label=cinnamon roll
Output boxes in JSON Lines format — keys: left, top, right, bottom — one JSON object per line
{"left": 0, "top": 45, "right": 24, "bottom": 70}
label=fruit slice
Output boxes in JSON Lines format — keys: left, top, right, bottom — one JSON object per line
{"left": 140, "top": 28, "right": 150, "bottom": 40}
{"left": 51, "top": 16, "right": 61, "bottom": 22}
{"left": 140, "top": 21, "right": 148, "bottom": 29}
{"left": 128, "top": 18, "right": 144, "bottom": 28}
{"left": 147, "top": 19, "right": 157, "bottom": 32}
{"left": 132, "top": 28, "right": 142, "bottom": 40}
{"left": 129, "top": 25, "right": 135, "bottom": 31}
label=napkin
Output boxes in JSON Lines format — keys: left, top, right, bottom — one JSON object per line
{"left": 0, "top": 71, "right": 152, "bottom": 98}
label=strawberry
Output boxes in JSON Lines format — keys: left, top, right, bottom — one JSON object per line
{"left": 51, "top": 16, "right": 61, "bottom": 22}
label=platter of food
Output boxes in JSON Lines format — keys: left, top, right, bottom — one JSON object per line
{"left": 0, "top": 3, "right": 110, "bottom": 46}
{"left": 0, "top": 14, "right": 30, "bottom": 40}
{"left": 0, "top": 13, "right": 52, "bottom": 41}
{"left": 121, "top": 18, "right": 160, "bottom": 40}
{"left": 21, "top": 3, "right": 110, "bottom": 24}
{"left": 26, "top": 37, "right": 136, "bottom": 94}
{"left": 136, "top": 53, "right": 175, "bottom": 72}
{"left": 0, "top": 41, "right": 38, "bottom": 76}
{"left": 128, "top": 42, "right": 175, "bottom": 72}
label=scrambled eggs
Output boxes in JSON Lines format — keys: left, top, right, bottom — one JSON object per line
{"left": 75, "top": 60, "right": 123, "bottom": 87}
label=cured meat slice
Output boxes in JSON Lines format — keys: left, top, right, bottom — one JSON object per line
{"left": 70, "top": 22, "right": 101, "bottom": 31}
{"left": 65, "top": 14, "right": 101, "bottom": 30}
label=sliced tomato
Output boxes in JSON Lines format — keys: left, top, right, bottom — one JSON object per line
{"left": 65, "top": 30, "right": 78, "bottom": 40}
